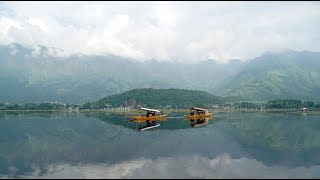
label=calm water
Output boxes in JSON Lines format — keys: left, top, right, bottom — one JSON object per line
{"left": 0, "top": 111, "right": 320, "bottom": 178}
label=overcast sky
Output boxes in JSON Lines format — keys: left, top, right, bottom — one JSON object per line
{"left": 0, "top": 1, "right": 320, "bottom": 63}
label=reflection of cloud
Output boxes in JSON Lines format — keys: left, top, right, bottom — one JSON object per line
{"left": 19, "top": 154, "right": 320, "bottom": 178}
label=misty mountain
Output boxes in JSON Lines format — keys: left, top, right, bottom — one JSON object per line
{"left": 216, "top": 50, "right": 320, "bottom": 101}
{"left": 1, "top": 43, "right": 320, "bottom": 103}
{"left": 0, "top": 43, "right": 244, "bottom": 103}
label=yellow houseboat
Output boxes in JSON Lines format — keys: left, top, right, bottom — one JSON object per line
{"left": 131, "top": 107, "right": 167, "bottom": 121}
{"left": 186, "top": 107, "right": 213, "bottom": 118}
{"left": 131, "top": 107, "right": 167, "bottom": 131}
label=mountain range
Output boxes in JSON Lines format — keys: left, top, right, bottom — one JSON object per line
{"left": 216, "top": 50, "right": 320, "bottom": 101}
{"left": 0, "top": 43, "right": 319, "bottom": 103}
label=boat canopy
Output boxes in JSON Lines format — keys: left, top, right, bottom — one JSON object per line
{"left": 138, "top": 107, "right": 161, "bottom": 113}
{"left": 190, "top": 107, "right": 208, "bottom": 112}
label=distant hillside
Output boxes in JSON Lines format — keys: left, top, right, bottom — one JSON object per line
{"left": 92, "top": 88, "right": 224, "bottom": 109}
{"left": 1, "top": 43, "right": 320, "bottom": 103}
{"left": 216, "top": 50, "right": 320, "bottom": 101}
{"left": 0, "top": 43, "right": 244, "bottom": 103}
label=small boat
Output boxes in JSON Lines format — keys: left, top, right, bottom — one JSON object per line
{"left": 130, "top": 107, "right": 167, "bottom": 131}
{"left": 186, "top": 107, "right": 213, "bottom": 118}
{"left": 131, "top": 107, "right": 167, "bottom": 121}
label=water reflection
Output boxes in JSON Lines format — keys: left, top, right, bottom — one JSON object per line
{"left": 1, "top": 111, "right": 320, "bottom": 178}
{"left": 97, "top": 113, "right": 188, "bottom": 130}
{"left": 189, "top": 117, "right": 210, "bottom": 128}
{"left": 15, "top": 154, "right": 320, "bottom": 179}
{"left": 129, "top": 117, "right": 166, "bottom": 131}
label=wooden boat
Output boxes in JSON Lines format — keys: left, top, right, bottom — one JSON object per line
{"left": 185, "top": 107, "right": 213, "bottom": 118}
{"left": 130, "top": 107, "right": 167, "bottom": 131}
{"left": 131, "top": 107, "right": 167, "bottom": 121}
{"left": 186, "top": 113, "right": 213, "bottom": 118}
{"left": 131, "top": 114, "right": 167, "bottom": 121}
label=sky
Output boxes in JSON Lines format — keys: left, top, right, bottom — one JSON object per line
{"left": 0, "top": 1, "right": 320, "bottom": 63}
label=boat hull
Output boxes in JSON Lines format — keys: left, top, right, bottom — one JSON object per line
{"left": 186, "top": 113, "right": 213, "bottom": 119}
{"left": 131, "top": 114, "right": 167, "bottom": 122}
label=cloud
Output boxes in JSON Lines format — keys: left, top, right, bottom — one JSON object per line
{"left": 1, "top": 2, "right": 320, "bottom": 63}
{"left": 18, "top": 154, "right": 320, "bottom": 178}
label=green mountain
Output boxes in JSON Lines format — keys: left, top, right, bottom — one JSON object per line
{"left": 216, "top": 50, "right": 320, "bottom": 101}
{"left": 0, "top": 43, "right": 244, "bottom": 103}
{"left": 1, "top": 43, "right": 320, "bottom": 103}
{"left": 93, "top": 88, "right": 224, "bottom": 108}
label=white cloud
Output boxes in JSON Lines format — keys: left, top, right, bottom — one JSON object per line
{"left": 1, "top": 1, "right": 320, "bottom": 63}
{"left": 0, "top": 15, "right": 21, "bottom": 44}
{"left": 18, "top": 154, "right": 320, "bottom": 178}
{"left": 26, "top": 17, "right": 49, "bottom": 33}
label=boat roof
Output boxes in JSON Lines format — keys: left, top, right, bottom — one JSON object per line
{"left": 138, "top": 107, "right": 161, "bottom": 113}
{"left": 190, "top": 107, "right": 208, "bottom": 112}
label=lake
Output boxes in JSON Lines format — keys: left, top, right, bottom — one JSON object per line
{"left": 0, "top": 110, "right": 320, "bottom": 178}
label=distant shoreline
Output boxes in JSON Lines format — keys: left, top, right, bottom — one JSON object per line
{"left": 0, "top": 108, "right": 318, "bottom": 113}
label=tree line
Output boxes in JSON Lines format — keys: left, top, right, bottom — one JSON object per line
{"left": 0, "top": 103, "right": 79, "bottom": 110}
{"left": 1, "top": 99, "right": 320, "bottom": 110}
{"left": 228, "top": 99, "right": 320, "bottom": 109}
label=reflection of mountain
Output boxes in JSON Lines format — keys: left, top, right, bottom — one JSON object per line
{"left": 0, "top": 112, "right": 140, "bottom": 177}
{"left": 96, "top": 112, "right": 192, "bottom": 130}
{"left": 1, "top": 111, "right": 320, "bottom": 177}
{"left": 95, "top": 111, "right": 320, "bottom": 168}
{"left": 214, "top": 111, "right": 320, "bottom": 167}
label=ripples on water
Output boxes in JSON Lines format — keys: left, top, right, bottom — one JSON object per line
{"left": 0, "top": 111, "right": 320, "bottom": 178}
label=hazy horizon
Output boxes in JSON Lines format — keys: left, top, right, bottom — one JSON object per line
{"left": 4, "top": 41, "right": 315, "bottom": 64}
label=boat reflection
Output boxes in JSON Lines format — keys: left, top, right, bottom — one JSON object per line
{"left": 130, "top": 119, "right": 166, "bottom": 131}
{"left": 189, "top": 117, "right": 210, "bottom": 128}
